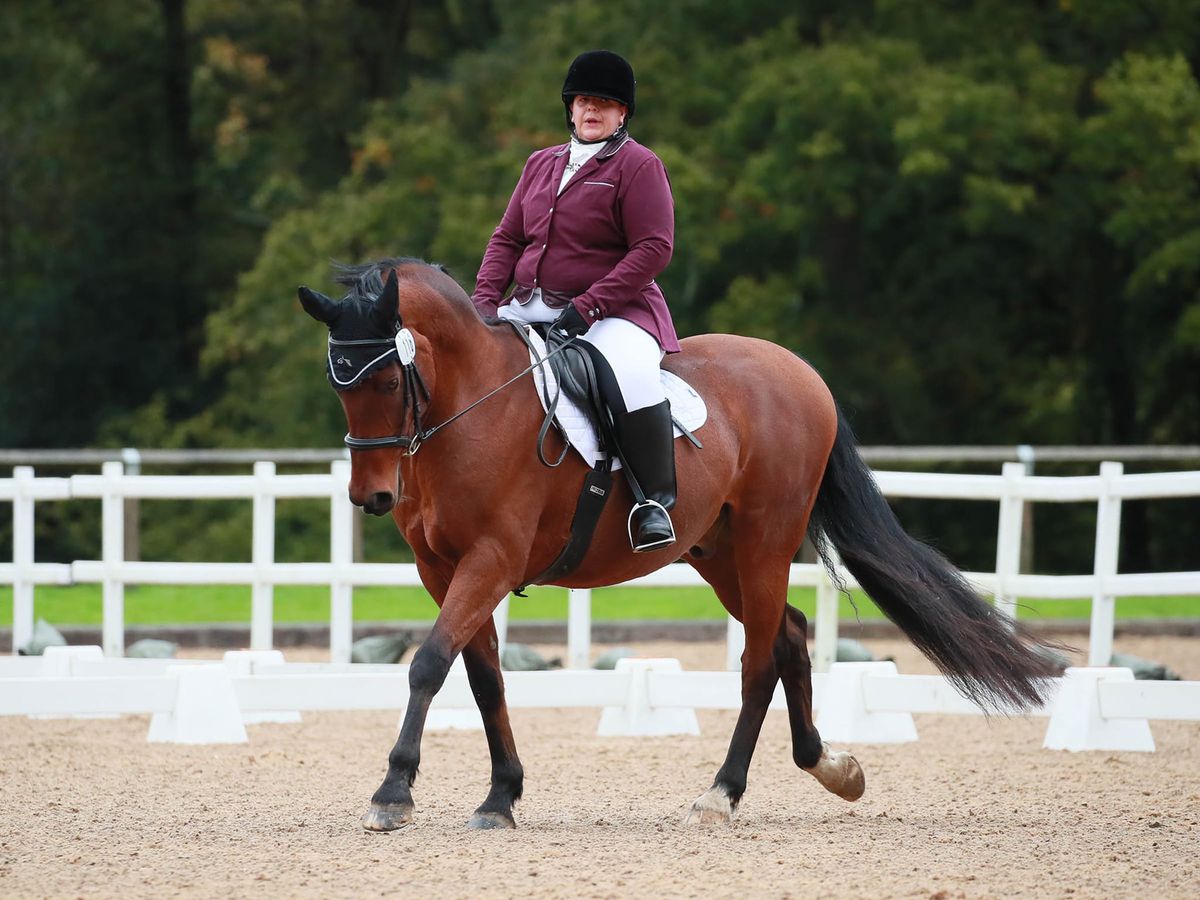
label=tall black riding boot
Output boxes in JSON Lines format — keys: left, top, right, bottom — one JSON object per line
{"left": 614, "top": 400, "right": 678, "bottom": 553}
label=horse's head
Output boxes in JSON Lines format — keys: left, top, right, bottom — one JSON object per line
{"left": 300, "top": 265, "right": 423, "bottom": 516}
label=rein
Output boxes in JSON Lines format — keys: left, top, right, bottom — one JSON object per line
{"left": 338, "top": 326, "right": 578, "bottom": 455}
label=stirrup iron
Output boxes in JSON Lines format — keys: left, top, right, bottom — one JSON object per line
{"left": 627, "top": 499, "right": 675, "bottom": 552}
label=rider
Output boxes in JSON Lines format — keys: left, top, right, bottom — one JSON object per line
{"left": 472, "top": 50, "right": 681, "bottom": 553}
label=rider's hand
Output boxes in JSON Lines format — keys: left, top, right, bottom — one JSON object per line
{"left": 550, "top": 303, "right": 590, "bottom": 341}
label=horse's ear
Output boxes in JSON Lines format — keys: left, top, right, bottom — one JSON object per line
{"left": 298, "top": 286, "right": 340, "bottom": 324}
{"left": 372, "top": 270, "right": 401, "bottom": 327}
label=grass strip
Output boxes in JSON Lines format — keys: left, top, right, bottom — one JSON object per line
{"left": 1, "top": 584, "right": 1197, "bottom": 627}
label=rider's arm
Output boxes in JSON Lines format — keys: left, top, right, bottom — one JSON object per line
{"left": 570, "top": 154, "right": 674, "bottom": 322}
{"left": 473, "top": 157, "right": 533, "bottom": 316}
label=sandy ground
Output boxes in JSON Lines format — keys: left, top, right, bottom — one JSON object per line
{"left": 2, "top": 636, "right": 1198, "bottom": 899}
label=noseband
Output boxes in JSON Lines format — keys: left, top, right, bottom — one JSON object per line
{"left": 334, "top": 324, "right": 579, "bottom": 456}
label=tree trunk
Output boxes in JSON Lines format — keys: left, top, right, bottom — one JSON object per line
{"left": 159, "top": 0, "right": 199, "bottom": 358}
{"left": 161, "top": 0, "right": 195, "bottom": 226}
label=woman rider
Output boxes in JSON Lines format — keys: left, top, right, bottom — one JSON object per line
{"left": 472, "top": 50, "right": 681, "bottom": 553}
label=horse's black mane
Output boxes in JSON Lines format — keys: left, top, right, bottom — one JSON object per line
{"left": 332, "top": 257, "right": 451, "bottom": 302}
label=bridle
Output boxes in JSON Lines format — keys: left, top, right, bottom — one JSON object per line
{"left": 334, "top": 324, "right": 578, "bottom": 456}
{"left": 331, "top": 332, "right": 431, "bottom": 452}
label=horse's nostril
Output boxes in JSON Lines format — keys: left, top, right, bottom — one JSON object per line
{"left": 365, "top": 491, "right": 395, "bottom": 516}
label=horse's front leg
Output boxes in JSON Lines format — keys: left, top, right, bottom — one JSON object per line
{"left": 362, "top": 544, "right": 517, "bottom": 832}
{"left": 462, "top": 617, "right": 524, "bottom": 829}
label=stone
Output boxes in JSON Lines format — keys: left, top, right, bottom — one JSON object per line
{"left": 18, "top": 619, "right": 66, "bottom": 656}
{"left": 1109, "top": 651, "right": 1181, "bottom": 681}
{"left": 501, "top": 643, "right": 561, "bottom": 671}
{"left": 350, "top": 633, "right": 412, "bottom": 664}
{"left": 127, "top": 638, "right": 178, "bottom": 659}
{"left": 592, "top": 647, "right": 637, "bottom": 670}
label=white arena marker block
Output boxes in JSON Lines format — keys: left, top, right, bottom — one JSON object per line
{"left": 147, "top": 665, "right": 248, "bottom": 745}
{"left": 223, "top": 650, "right": 301, "bottom": 725}
{"left": 425, "top": 708, "right": 485, "bottom": 730}
{"left": 33, "top": 646, "right": 115, "bottom": 720}
{"left": 1043, "top": 667, "right": 1155, "bottom": 753}
{"left": 38, "top": 645, "right": 104, "bottom": 677}
{"left": 816, "top": 661, "right": 918, "bottom": 744}
{"left": 597, "top": 658, "right": 700, "bottom": 737}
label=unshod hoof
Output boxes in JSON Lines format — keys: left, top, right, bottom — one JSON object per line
{"left": 467, "top": 810, "right": 516, "bottom": 830}
{"left": 684, "top": 788, "right": 735, "bottom": 825}
{"left": 836, "top": 753, "right": 866, "bottom": 801}
{"left": 361, "top": 803, "right": 413, "bottom": 832}
{"left": 806, "top": 744, "right": 866, "bottom": 802}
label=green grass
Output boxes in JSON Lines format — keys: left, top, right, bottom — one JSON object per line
{"left": 1, "top": 584, "right": 1197, "bottom": 627}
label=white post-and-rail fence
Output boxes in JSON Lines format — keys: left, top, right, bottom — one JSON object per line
{"left": 3, "top": 461, "right": 1200, "bottom": 670}
{"left": 2, "top": 647, "right": 1198, "bottom": 753}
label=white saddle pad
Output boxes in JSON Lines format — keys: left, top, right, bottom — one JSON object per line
{"left": 525, "top": 327, "right": 708, "bottom": 469}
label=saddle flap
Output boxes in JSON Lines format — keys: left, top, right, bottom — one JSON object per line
{"left": 524, "top": 327, "right": 707, "bottom": 469}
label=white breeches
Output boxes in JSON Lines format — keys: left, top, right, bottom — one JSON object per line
{"left": 500, "top": 298, "right": 665, "bottom": 412}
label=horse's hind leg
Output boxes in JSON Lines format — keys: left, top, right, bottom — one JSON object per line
{"left": 461, "top": 618, "right": 524, "bottom": 829}
{"left": 778, "top": 606, "right": 864, "bottom": 801}
{"left": 685, "top": 553, "right": 787, "bottom": 824}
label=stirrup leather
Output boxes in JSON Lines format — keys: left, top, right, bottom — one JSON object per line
{"left": 627, "top": 499, "right": 676, "bottom": 552}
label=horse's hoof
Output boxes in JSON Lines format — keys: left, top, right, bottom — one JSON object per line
{"left": 806, "top": 744, "right": 866, "bottom": 802}
{"left": 467, "top": 810, "right": 516, "bottom": 830}
{"left": 836, "top": 753, "right": 866, "bottom": 801}
{"left": 684, "top": 788, "right": 735, "bottom": 825}
{"left": 361, "top": 803, "right": 413, "bottom": 832}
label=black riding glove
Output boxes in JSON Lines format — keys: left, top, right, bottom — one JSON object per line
{"left": 550, "top": 303, "right": 590, "bottom": 342}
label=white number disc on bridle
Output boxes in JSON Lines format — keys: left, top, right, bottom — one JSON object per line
{"left": 395, "top": 328, "right": 417, "bottom": 365}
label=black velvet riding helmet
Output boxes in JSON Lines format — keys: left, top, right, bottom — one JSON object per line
{"left": 561, "top": 50, "right": 636, "bottom": 129}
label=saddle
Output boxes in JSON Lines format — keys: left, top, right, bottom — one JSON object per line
{"left": 506, "top": 322, "right": 703, "bottom": 590}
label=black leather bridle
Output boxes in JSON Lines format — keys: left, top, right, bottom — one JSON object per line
{"left": 333, "top": 335, "right": 432, "bottom": 452}
{"left": 334, "top": 324, "right": 579, "bottom": 456}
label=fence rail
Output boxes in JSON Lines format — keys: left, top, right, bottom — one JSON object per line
{"left": 6, "top": 445, "right": 1200, "bottom": 466}
{"left": 4, "top": 459, "right": 1200, "bottom": 669}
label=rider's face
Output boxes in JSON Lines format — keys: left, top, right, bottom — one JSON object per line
{"left": 570, "top": 95, "right": 626, "bottom": 142}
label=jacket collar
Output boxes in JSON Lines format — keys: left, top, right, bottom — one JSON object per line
{"left": 551, "top": 132, "right": 631, "bottom": 159}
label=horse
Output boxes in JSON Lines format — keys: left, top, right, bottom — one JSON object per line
{"left": 298, "top": 257, "right": 1059, "bottom": 831}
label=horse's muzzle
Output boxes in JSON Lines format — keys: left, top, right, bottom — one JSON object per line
{"left": 360, "top": 490, "right": 395, "bottom": 516}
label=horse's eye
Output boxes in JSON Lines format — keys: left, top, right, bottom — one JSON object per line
{"left": 384, "top": 377, "right": 401, "bottom": 393}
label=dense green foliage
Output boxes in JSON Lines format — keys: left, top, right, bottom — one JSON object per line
{"left": 3, "top": 1, "right": 1199, "bottom": 572}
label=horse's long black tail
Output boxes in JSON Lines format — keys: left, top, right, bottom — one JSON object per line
{"left": 806, "top": 407, "right": 1060, "bottom": 711}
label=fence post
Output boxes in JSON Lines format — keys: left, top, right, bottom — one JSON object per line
{"left": 993, "top": 461, "right": 1025, "bottom": 623}
{"left": 724, "top": 615, "right": 744, "bottom": 671}
{"left": 101, "top": 461, "right": 125, "bottom": 656}
{"left": 12, "top": 467, "right": 35, "bottom": 655}
{"left": 121, "top": 448, "right": 141, "bottom": 562}
{"left": 329, "top": 460, "right": 354, "bottom": 664}
{"left": 1016, "top": 445, "right": 1036, "bottom": 574}
{"left": 494, "top": 595, "right": 510, "bottom": 654}
{"left": 1089, "top": 461, "right": 1123, "bottom": 666}
{"left": 250, "top": 461, "right": 276, "bottom": 650}
{"left": 813, "top": 553, "right": 840, "bottom": 673}
{"left": 567, "top": 588, "right": 591, "bottom": 669}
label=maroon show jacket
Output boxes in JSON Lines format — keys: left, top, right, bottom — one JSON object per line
{"left": 472, "top": 134, "right": 680, "bottom": 352}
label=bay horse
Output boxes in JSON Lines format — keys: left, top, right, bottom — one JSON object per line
{"left": 299, "top": 257, "right": 1058, "bottom": 831}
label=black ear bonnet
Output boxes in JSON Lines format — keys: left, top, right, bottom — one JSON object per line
{"left": 299, "top": 270, "right": 406, "bottom": 391}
